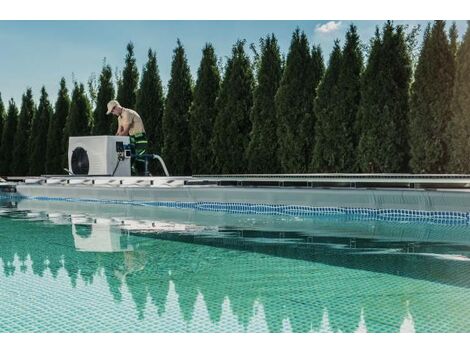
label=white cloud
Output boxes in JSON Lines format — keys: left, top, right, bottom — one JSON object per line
{"left": 315, "top": 21, "right": 342, "bottom": 33}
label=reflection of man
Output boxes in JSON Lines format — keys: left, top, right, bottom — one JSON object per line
{"left": 107, "top": 100, "right": 148, "bottom": 176}
{"left": 114, "top": 251, "right": 147, "bottom": 281}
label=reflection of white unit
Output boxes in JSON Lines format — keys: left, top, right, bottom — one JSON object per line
{"left": 68, "top": 136, "right": 131, "bottom": 176}
{"left": 72, "top": 220, "right": 134, "bottom": 253}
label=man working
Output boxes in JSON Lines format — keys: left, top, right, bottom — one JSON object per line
{"left": 106, "top": 100, "right": 148, "bottom": 176}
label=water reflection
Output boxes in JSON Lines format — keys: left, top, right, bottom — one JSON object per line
{"left": 1, "top": 198, "right": 470, "bottom": 332}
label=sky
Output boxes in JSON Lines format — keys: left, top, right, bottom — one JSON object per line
{"left": 0, "top": 20, "right": 468, "bottom": 106}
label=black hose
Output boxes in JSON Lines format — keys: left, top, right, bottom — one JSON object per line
{"left": 111, "top": 157, "right": 121, "bottom": 176}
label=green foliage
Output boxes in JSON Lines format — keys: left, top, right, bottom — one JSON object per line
{"left": 312, "top": 41, "right": 343, "bottom": 172}
{"left": 11, "top": 88, "right": 35, "bottom": 176}
{"left": 46, "top": 78, "right": 70, "bottom": 174}
{"left": 0, "top": 100, "right": 19, "bottom": 176}
{"left": 449, "top": 22, "right": 459, "bottom": 58}
{"left": 162, "top": 40, "right": 193, "bottom": 176}
{"left": 117, "top": 42, "right": 139, "bottom": 109}
{"left": 189, "top": 43, "right": 220, "bottom": 174}
{"left": 114, "top": 42, "right": 139, "bottom": 135}
{"left": 62, "top": 83, "right": 92, "bottom": 168}
{"left": 29, "top": 87, "right": 53, "bottom": 175}
{"left": 0, "top": 93, "right": 5, "bottom": 152}
{"left": 212, "top": 40, "right": 254, "bottom": 174}
{"left": 447, "top": 22, "right": 470, "bottom": 172}
{"left": 246, "top": 34, "right": 283, "bottom": 174}
{"left": 275, "top": 29, "right": 323, "bottom": 173}
{"left": 92, "top": 64, "right": 115, "bottom": 135}
{"left": 136, "top": 49, "right": 165, "bottom": 174}
{"left": 337, "top": 25, "right": 363, "bottom": 172}
{"left": 3, "top": 24, "right": 466, "bottom": 176}
{"left": 409, "top": 21, "right": 455, "bottom": 173}
{"left": 356, "top": 22, "right": 412, "bottom": 172}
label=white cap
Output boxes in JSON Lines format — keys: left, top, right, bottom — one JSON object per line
{"left": 106, "top": 100, "right": 121, "bottom": 114}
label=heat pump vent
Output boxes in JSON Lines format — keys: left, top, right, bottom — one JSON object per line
{"left": 70, "top": 147, "right": 90, "bottom": 175}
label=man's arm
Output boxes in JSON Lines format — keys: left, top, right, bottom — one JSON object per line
{"left": 120, "top": 124, "right": 130, "bottom": 136}
{"left": 116, "top": 114, "right": 131, "bottom": 136}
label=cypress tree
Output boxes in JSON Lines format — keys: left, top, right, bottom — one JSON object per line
{"left": 447, "top": 22, "right": 470, "bottom": 172}
{"left": 0, "top": 100, "right": 19, "bottom": 176}
{"left": 29, "top": 87, "right": 53, "bottom": 176}
{"left": 275, "top": 29, "right": 321, "bottom": 173}
{"left": 117, "top": 42, "right": 139, "bottom": 109}
{"left": 0, "top": 93, "right": 4, "bottom": 152}
{"left": 312, "top": 41, "right": 343, "bottom": 172}
{"left": 162, "top": 40, "right": 193, "bottom": 176}
{"left": 46, "top": 78, "right": 70, "bottom": 174}
{"left": 246, "top": 34, "right": 283, "bottom": 174}
{"left": 113, "top": 42, "right": 139, "bottom": 135}
{"left": 356, "top": 22, "right": 412, "bottom": 173}
{"left": 337, "top": 24, "right": 363, "bottom": 172}
{"left": 409, "top": 21, "right": 455, "bottom": 173}
{"left": 11, "top": 89, "right": 35, "bottom": 176}
{"left": 308, "top": 45, "right": 326, "bottom": 172}
{"left": 189, "top": 43, "right": 220, "bottom": 175}
{"left": 212, "top": 40, "right": 254, "bottom": 174}
{"left": 62, "top": 83, "right": 92, "bottom": 168}
{"left": 355, "top": 29, "right": 381, "bottom": 173}
{"left": 92, "top": 64, "right": 115, "bottom": 135}
{"left": 136, "top": 49, "right": 164, "bottom": 159}
{"left": 449, "top": 22, "right": 459, "bottom": 58}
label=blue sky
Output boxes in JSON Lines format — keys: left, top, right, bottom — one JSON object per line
{"left": 0, "top": 20, "right": 468, "bottom": 106}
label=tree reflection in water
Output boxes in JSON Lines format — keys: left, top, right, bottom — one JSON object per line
{"left": 1, "top": 199, "right": 470, "bottom": 332}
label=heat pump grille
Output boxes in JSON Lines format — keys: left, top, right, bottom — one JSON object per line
{"left": 71, "top": 147, "right": 90, "bottom": 175}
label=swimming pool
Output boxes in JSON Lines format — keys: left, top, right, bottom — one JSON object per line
{"left": 1, "top": 198, "right": 470, "bottom": 332}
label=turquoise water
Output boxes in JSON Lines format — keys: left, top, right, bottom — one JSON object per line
{"left": 1, "top": 199, "right": 470, "bottom": 332}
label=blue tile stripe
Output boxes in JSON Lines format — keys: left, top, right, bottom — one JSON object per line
{"left": 1, "top": 193, "right": 469, "bottom": 225}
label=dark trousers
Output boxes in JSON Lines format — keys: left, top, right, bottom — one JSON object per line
{"left": 130, "top": 133, "right": 148, "bottom": 176}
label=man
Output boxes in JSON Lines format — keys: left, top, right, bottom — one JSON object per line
{"left": 107, "top": 100, "right": 148, "bottom": 176}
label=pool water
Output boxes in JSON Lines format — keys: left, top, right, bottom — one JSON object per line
{"left": 1, "top": 199, "right": 470, "bottom": 332}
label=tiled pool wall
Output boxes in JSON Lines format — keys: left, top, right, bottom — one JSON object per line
{"left": 3, "top": 186, "right": 470, "bottom": 225}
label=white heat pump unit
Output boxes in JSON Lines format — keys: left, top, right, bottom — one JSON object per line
{"left": 68, "top": 136, "right": 131, "bottom": 176}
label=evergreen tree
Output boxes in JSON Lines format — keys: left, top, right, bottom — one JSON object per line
{"left": 246, "top": 34, "right": 283, "bottom": 174}
{"left": 136, "top": 49, "right": 164, "bottom": 161}
{"left": 275, "top": 29, "right": 322, "bottom": 173}
{"left": 212, "top": 40, "right": 254, "bottom": 174}
{"left": 355, "top": 29, "right": 382, "bottom": 173}
{"left": 447, "top": 22, "right": 470, "bottom": 172}
{"left": 117, "top": 42, "right": 139, "bottom": 109}
{"left": 0, "top": 100, "right": 19, "bottom": 176}
{"left": 356, "top": 22, "right": 412, "bottom": 172}
{"left": 11, "top": 88, "right": 35, "bottom": 176}
{"left": 449, "top": 22, "right": 459, "bottom": 58}
{"left": 189, "top": 43, "right": 220, "bottom": 175}
{"left": 409, "top": 21, "right": 455, "bottom": 173}
{"left": 337, "top": 24, "right": 363, "bottom": 171}
{"left": 46, "top": 78, "right": 70, "bottom": 174}
{"left": 162, "top": 40, "right": 193, "bottom": 176}
{"left": 29, "top": 87, "right": 53, "bottom": 175}
{"left": 62, "top": 83, "right": 92, "bottom": 168}
{"left": 0, "top": 93, "right": 4, "bottom": 152}
{"left": 308, "top": 45, "right": 326, "bottom": 172}
{"left": 312, "top": 41, "right": 343, "bottom": 172}
{"left": 113, "top": 42, "right": 139, "bottom": 135}
{"left": 92, "top": 64, "right": 115, "bottom": 135}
